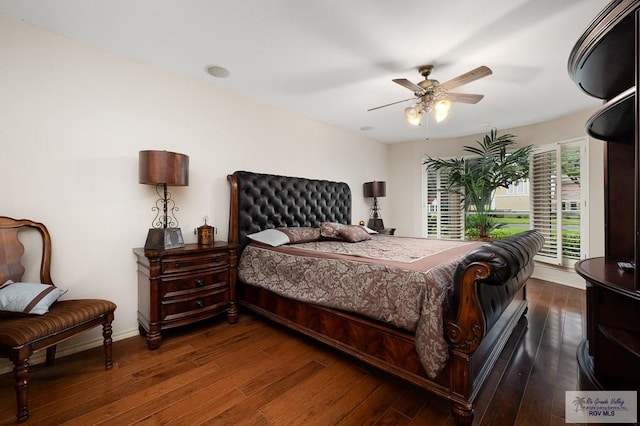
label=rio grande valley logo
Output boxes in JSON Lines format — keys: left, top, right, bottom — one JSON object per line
{"left": 566, "top": 391, "right": 637, "bottom": 423}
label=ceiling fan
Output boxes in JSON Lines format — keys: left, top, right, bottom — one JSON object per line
{"left": 368, "top": 65, "right": 492, "bottom": 125}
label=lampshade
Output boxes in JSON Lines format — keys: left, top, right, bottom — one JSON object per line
{"left": 363, "top": 181, "right": 386, "bottom": 198}
{"left": 139, "top": 150, "right": 189, "bottom": 186}
{"left": 434, "top": 99, "right": 451, "bottom": 123}
{"left": 404, "top": 105, "right": 422, "bottom": 126}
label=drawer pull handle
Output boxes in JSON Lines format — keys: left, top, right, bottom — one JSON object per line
{"left": 174, "top": 263, "right": 181, "bottom": 269}
{"left": 196, "top": 278, "right": 204, "bottom": 287}
{"left": 196, "top": 300, "right": 204, "bottom": 309}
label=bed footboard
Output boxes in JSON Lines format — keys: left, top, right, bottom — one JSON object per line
{"left": 444, "top": 230, "right": 544, "bottom": 421}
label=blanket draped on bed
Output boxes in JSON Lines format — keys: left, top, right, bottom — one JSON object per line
{"left": 238, "top": 235, "right": 482, "bottom": 378}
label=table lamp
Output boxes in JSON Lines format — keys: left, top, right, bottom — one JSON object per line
{"left": 363, "top": 181, "right": 386, "bottom": 231}
{"left": 139, "top": 150, "right": 189, "bottom": 249}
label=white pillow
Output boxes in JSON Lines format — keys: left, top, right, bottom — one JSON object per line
{"left": 0, "top": 280, "right": 67, "bottom": 315}
{"left": 246, "top": 229, "right": 291, "bottom": 247}
{"left": 362, "top": 226, "right": 378, "bottom": 234}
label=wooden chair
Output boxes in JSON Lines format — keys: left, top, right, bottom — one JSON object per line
{"left": 0, "top": 217, "right": 116, "bottom": 423}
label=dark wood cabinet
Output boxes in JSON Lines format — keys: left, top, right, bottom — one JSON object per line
{"left": 574, "top": 258, "right": 640, "bottom": 389}
{"left": 569, "top": 0, "right": 640, "bottom": 391}
{"left": 133, "top": 242, "right": 238, "bottom": 349}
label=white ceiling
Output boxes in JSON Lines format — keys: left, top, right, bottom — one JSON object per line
{"left": 0, "top": 0, "right": 607, "bottom": 144}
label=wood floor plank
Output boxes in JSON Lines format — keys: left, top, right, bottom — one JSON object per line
{"left": 203, "top": 360, "right": 325, "bottom": 424}
{"left": 95, "top": 350, "right": 271, "bottom": 425}
{"left": 389, "top": 384, "right": 430, "bottom": 419}
{"left": 274, "top": 364, "right": 370, "bottom": 424}
{"left": 58, "top": 356, "right": 224, "bottom": 425}
{"left": 162, "top": 387, "right": 247, "bottom": 425}
{"left": 339, "top": 377, "right": 407, "bottom": 425}
{"left": 259, "top": 356, "right": 352, "bottom": 421}
{"left": 409, "top": 390, "right": 454, "bottom": 425}
{"left": 146, "top": 337, "right": 318, "bottom": 425}
{"left": 293, "top": 373, "right": 383, "bottom": 426}
{"left": 515, "top": 376, "right": 554, "bottom": 426}
{"left": 25, "top": 344, "right": 199, "bottom": 424}
{"left": 376, "top": 407, "right": 412, "bottom": 426}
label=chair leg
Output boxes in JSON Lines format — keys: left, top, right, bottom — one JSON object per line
{"left": 45, "top": 345, "right": 57, "bottom": 366}
{"left": 12, "top": 357, "right": 29, "bottom": 423}
{"left": 103, "top": 314, "right": 114, "bottom": 370}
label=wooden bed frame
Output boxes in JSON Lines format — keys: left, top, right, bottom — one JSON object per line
{"left": 227, "top": 171, "right": 543, "bottom": 424}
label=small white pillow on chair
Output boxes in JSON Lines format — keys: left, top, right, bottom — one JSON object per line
{"left": 0, "top": 280, "right": 67, "bottom": 315}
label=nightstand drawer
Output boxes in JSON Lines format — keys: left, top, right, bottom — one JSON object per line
{"left": 161, "top": 252, "right": 228, "bottom": 274}
{"left": 161, "top": 287, "right": 229, "bottom": 322}
{"left": 161, "top": 270, "right": 228, "bottom": 298}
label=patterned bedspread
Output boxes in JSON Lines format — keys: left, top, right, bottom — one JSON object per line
{"left": 238, "top": 234, "right": 482, "bottom": 378}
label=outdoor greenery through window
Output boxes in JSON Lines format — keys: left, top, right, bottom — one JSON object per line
{"left": 422, "top": 136, "right": 588, "bottom": 267}
{"left": 529, "top": 138, "right": 587, "bottom": 266}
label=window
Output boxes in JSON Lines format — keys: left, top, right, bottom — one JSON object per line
{"left": 423, "top": 163, "right": 464, "bottom": 239}
{"left": 530, "top": 138, "right": 588, "bottom": 266}
{"left": 506, "top": 180, "right": 529, "bottom": 195}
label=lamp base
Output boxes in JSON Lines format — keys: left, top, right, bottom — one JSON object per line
{"left": 145, "top": 228, "right": 185, "bottom": 250}
{"left": 367, "top": 218, "right": 385, "bottom": 231}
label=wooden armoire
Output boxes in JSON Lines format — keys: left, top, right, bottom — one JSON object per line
{"left": 569, "top": 0, "right": 640, "bottom": 391}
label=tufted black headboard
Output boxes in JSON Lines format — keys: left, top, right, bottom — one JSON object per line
{"left": 228, "top": 171, "right": 351, "bottom": 252}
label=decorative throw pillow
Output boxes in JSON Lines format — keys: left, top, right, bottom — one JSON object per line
{"left": 320, "top": 222, "right": 371, "bottom": 243}
{"left": 0, "top": 280, "right": 67, "bottom": 315}
{"left": 276, "top": 227, "right": 321, "bottom": 244}
{"left": 247, "top": 227, "right": 321, "bottom": 247}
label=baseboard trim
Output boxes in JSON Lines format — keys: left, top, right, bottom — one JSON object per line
{"left": 532, "top": 261, "right": 585, "bottom": 289}
{"left": 0, "top": 327, "right": 140, "bottom": 376}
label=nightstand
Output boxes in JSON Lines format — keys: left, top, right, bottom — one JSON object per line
{"left": 378, "top": 228, "right": 396, "bottom": 235}
{"left": 133, "top": 241, "right": 238, "bottom": 349}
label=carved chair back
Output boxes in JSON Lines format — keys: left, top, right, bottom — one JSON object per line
{"left": 0, "top": 217, "right": 53, "bottom": 287}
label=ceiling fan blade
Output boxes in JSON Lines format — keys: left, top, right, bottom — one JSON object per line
{"left": 367, "top": 97, "right": 415, "bottom": 111}
{"left": 440, "top": 66, "right": 492, "bottom": 91}
{"left": 444, "top": 92, "right": 485, "bottom": 104}
{"left": 392, "top": 78, "right": 423, "bottom": 93}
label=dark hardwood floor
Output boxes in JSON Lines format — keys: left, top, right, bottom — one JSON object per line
{"left": 0, "top": 278, "right": 585, "bottom": 425}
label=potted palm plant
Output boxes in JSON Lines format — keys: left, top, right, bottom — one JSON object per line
{"left": 423, "top": 129, "right": 532, "bottom": 239}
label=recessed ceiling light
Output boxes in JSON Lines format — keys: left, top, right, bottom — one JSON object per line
{"left": 205, "top": 65, "right": 230, "bottom": 78}
{"left": 360, "top": 126, "right": 374, "bottom": 131}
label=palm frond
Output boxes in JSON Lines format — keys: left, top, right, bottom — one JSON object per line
{"left": 423, "top": 128, "right": 533, "bottom": 238}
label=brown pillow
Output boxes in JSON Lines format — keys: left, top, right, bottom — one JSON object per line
{"left": 320, "top": 222, "right": 371, "bottom": 243}
{"left": 276, "top": 227, "right": 321, "bottom": 244}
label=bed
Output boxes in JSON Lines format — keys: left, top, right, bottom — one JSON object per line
{"left": 227, "top": 170, "right": 543, "bottom": 424}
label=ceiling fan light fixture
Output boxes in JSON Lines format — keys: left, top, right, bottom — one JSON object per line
{"left": 370, "top": 64, "right": 492, "bottom": 127}
{"left": 434, "top": 99, "right": 451, "bottom": 122}
{"left": 404, "top": 105, "right": 422, "bottom": 126}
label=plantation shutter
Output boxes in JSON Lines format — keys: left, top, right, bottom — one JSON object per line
{"left": 531, "top": 145, "right": 561, "bottom": 264}
{"left": 424, "top": 164, "right": 464, "bottom": 239}
{"left": 530, "top": 139, "right": 586, "bottom": 266}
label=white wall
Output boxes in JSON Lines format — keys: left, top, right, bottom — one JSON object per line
{"left": 388, "top": 109, "right": 604, "bottom": 287}
{"left": 0, "top": 16, "right": 389, "bottom": 364}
